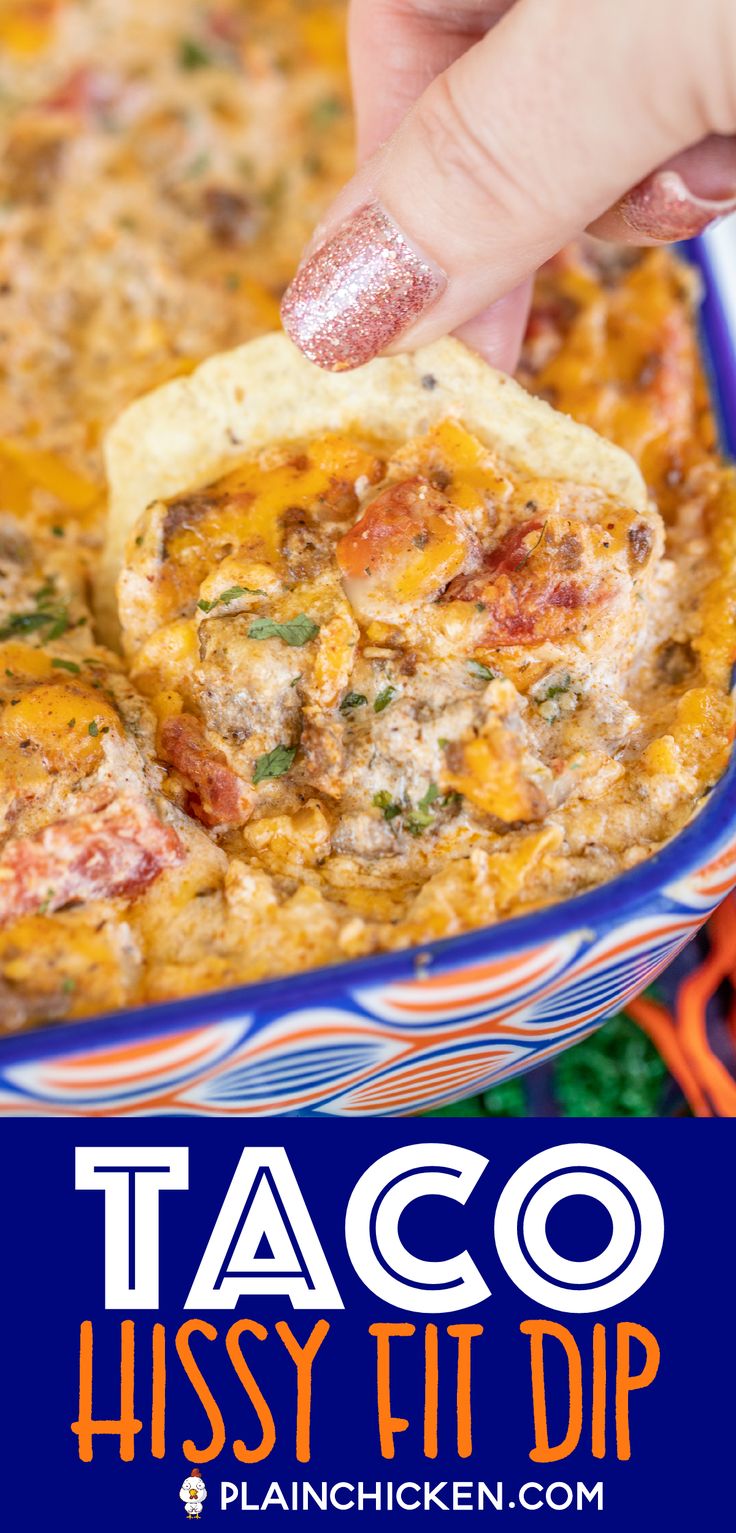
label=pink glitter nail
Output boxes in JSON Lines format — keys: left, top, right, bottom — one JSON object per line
{"left": 620, "top": 169, "right": 736, "bottom": 242}
{"left": 280, "top": 201, "right": 446, "bottom": 371}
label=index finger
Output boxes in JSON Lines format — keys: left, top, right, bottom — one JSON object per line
{"left": 349, "top": 0, "right": 516, "bottom": 162}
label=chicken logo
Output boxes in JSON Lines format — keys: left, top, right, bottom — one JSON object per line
{"left": 179, "top": 1469, "right": 207, "bottom": 1519}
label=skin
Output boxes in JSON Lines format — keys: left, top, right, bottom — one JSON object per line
{"left": 291, "top": 0, "right": 736, "bottom": 370}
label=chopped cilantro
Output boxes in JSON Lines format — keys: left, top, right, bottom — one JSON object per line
{"left": 418, "top": 782, "right": 440, "bottom": 811}
{"left": 311, "top": 95, "right": 344, "bottom": 128}
{"left": 38, "top": 888, "right": 55, "bottom": 916}
{"left": 87, "top": 720, "right": 99, "bottom": 737}
{"left": 340, "top": 691, "right": 368, "bottom": 713}
{"left": 51, "top": 525, "right": 64, "bottom": 538}
{"left": 177, "top": 37, "right": 212, "bottom": 70}
{"left": 248, "top": 613, "right": 319, "bottom": 647}
{"left": 61, "top": 977, "right": 76, "bottom": 994}
{"left": 0, "top": 606, "right": 69, "bottom": 641}
{"left": 218, "top": 585, "right": 257, "bottom": 605}
{"left": 4, "top": 669, "right": 13, "bottom": 678}
{"left": 290, "top": 674, "right": 302, "bottom": 687}
{"left": 181, "top": 151, "right": 211, "bottom": 180}
{"left": 406, "top": 781, "right": 441, "bottom": 836}
{"left": 51, "top": 658, "right": 80, "bottom": 675}
{"left": 197, "top": 584, "right": 265, "bottom": 614}
{"left": 67, "top": 718, "right": 76, "bottom": 729}
{"left": 373, "top": 790, "right": 402, "bottom": 822}
{"left": 374, "top": 685, "right": 397, "bottom": 713}
{"left": 46, "top": 613, "right": 70, "bottom": 641}
{"left": 538, "top": 673, "right": 572, "bottom": 702}
{"left": 253, "top": 743, "right": 297, "bottom": 784}
{"left": 467, "top": 659, "right": 497, "bottom": 682}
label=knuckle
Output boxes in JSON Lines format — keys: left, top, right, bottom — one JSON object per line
{"left": 415, "top": 71, "right": 506, "bottom": 207}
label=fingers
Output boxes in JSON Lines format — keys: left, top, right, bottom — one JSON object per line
{"left": 283, "top": 0, "right": 736, "bottom": 371}
{"left": 453, "top": 278, "right": 532, "bottom": 370}
{"left": 348, "top": 0, "right": 525, "bottom": 376}
{"left": 587, "top": 134, "right": 736, "bottom": 243}
{"left": 349, "top": 0, "right": 515, "bottom": 162}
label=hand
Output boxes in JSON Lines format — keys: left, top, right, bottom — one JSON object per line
{"left": 281, "top": 0, "right": 736, "bottom": 372}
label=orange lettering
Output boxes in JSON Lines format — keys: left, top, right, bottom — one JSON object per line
{"left": 369, "top": 1322, "right": 415, "bottom": 1458}
{"left": 522, "top": 1320, "right": 583, "bottom": 1463}
{"left": 448, "top": 1324, "right": 483, "bottom": 1458}
{"left": 176, "top": 1320, "right": 226, "bottom": 1463}
{"left": 72, "top": 1320, "right": 142, "bottom": 1463}
{"left": 227, "top": 1320, "right": 276, "bottom": 1464}
{"left": 615, "top": 1323, "right": 660, "bottom": 1460}
{"left": 423, "top": 1325, "right": 439, "bottom": 1459}
{"left": 275, "top": 1320, "right": 330, "bottom": 1463}
{"left": 151, "top": 1322, "right": 166, "bottom": 1459}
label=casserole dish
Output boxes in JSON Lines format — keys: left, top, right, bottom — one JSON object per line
{"left": 1, "top": 225, "right": 735, "bottom": 1117}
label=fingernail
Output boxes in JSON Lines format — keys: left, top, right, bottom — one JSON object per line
{"left": 619, "top": 168, "right": 736, "bottom": 241}
{"left": 280, "top": 201, "right": 446, "bottom": 371}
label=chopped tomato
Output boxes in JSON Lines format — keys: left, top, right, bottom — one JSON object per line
{"left": 447, "top": 515, "right": 625, "bottom": 646}
{"left": 159, "top": 712, "right": 254, "bottom": 826}
{"left": 336, "top": 477, "right": 469, "bottom": 618}
{"left": 0, "top": 795, "right": 183, "bottom": 925}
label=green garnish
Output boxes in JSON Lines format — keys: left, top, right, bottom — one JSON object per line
{"left": 538, "top": 673, "right": 572, "bottom": 702}
{"left": 373, "top": 780, "right": 454, "bottom": 836}
{"left": 38, "top": 888, "right": 55, "bottom": 916}
{"left": 0, "top": 606, "right": 69, "bottom": 642}
{"left": 248, "top": 613, "right": 319, "bottom": 647}
{"left": 87, "top": 720, "right": 99, "bottom": 737}
{"left": 181, "top": 151, "right": 211, "bottom": 180}
{"left": 67, "top": 718, "right": 76, "bottom": 729}
{"left": 177, "top": 37, "right": 212, "bottom": 70}
{"left": 253, "top": 743, "right": 297, "bottom": 784}
{"left": 374, "top": 685, "right": 397, "bottom": 713}
{"left": 218, "top": 585, "right": 259, "bottom": 605}
{"left": 51, "top": 525, "right": 64, "bottom": 538}
{"left": 406, "top": 782, "right": 441, "bottom": 836}
{"left": 61, "top": 977, "right": 76, "bottom": 994}
{"left": 197, "top": 584, "right": 266, "bottom": 614}
{"left": 340, "top": 691, "right": 368, "bottom": 713}
{"left": 51, "top": 658, "right": 80, "bottom": 674}
{"left": 467, "top": 660, "right": 497, "bottom": 682}
{"left": 290, "top": 674, "right": 302, "bottom": 687}
{"left": 373, "top": 790, "right": 402, "bottom": 822}
{"left": 311, "top": 95, "right": 344, "bottom": 128}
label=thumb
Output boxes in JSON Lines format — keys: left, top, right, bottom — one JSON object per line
{"left": 282, "top": 0, "right": 733, "bottom": 370}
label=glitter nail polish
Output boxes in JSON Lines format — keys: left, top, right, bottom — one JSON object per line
{"left": 619, "top": 169, "right": 736, "bottom": 242}
{"left": 280, "top": 201, "right": 446, "bottom": 371}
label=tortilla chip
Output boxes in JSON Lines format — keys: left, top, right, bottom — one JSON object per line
{"left": 99, "top": 332, "right": 646, "bottom": 637}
